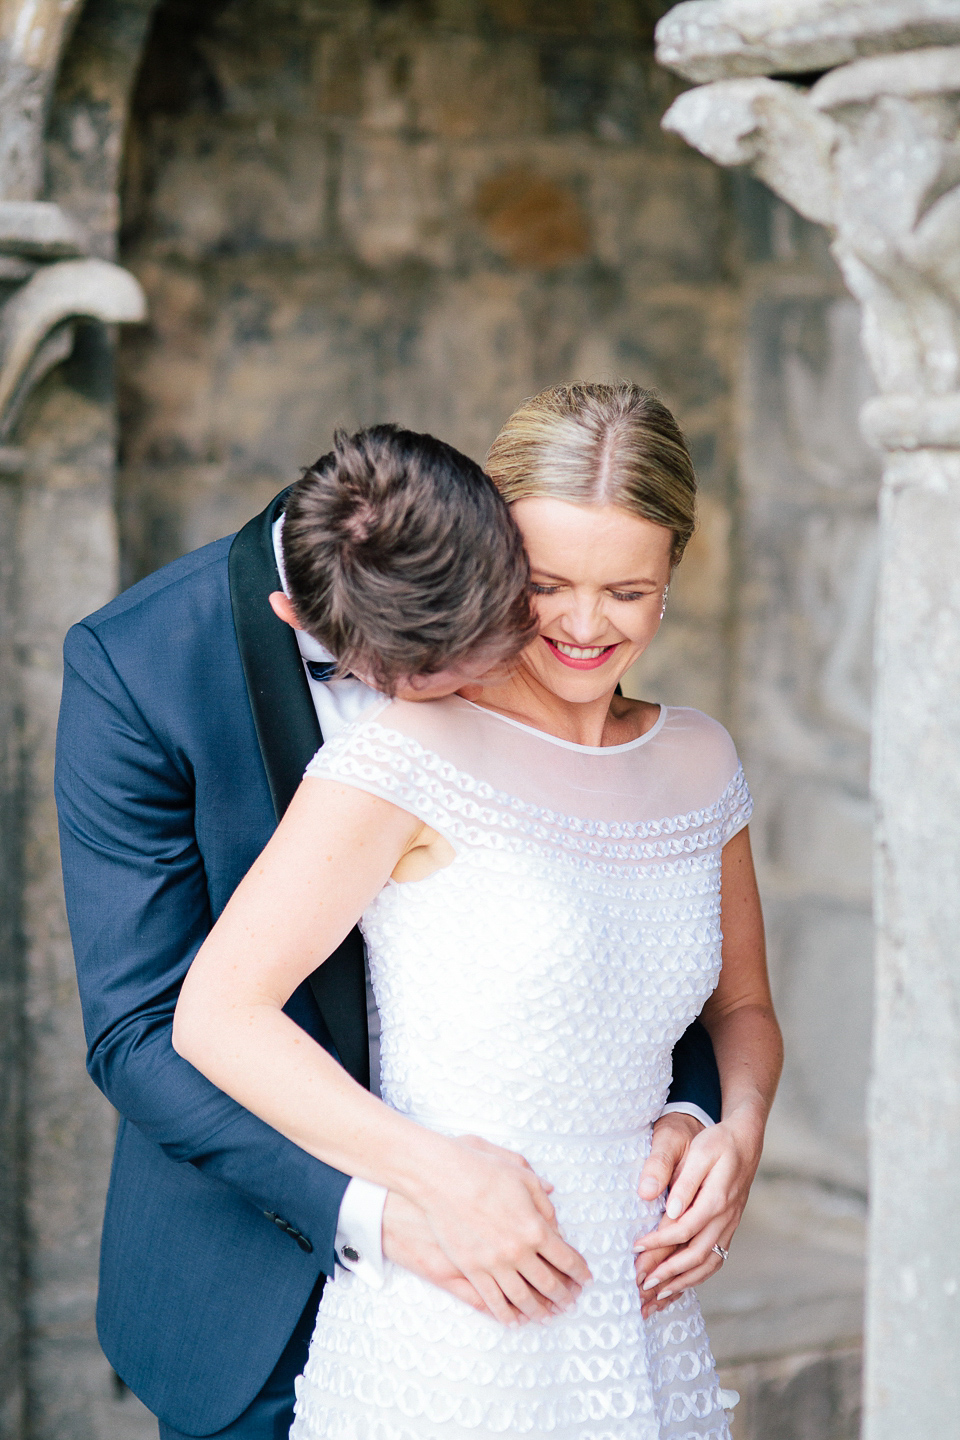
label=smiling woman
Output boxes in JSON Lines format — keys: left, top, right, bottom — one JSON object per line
{"left": 479, "top": 384, "right": 698, "bottom": 748}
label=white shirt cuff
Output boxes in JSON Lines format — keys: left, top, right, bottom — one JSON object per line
{"left": 334, "top": 1177, "right": 387, "bottom": 1289}
{"left": 659, "top": 1101, "right": 716, "bottom": 1130}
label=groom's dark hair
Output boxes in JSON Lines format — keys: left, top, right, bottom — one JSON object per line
{"left": 281, "top": 424, "right": 538, "bottom": 694}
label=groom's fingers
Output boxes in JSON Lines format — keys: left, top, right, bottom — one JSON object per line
{"left": 638, "top": 1138, "right": 681, "bottom": 1202}
{"left": 520, "top": 1255, "right": 582, "bottom": 1311}
{"left": 637, "top": 1113, "right": 702, "bottom": 1202}
{"left": 444, "top": 1277, "right": 498, "bottom": 1314}
{"left": 492, "top": 1267, "right": 561, "bottom": 1324}
{"left": 538, "top": 1228, "right": 592, "bottom": 1287}
{"left": 632, "top": 1239, "right": 676, "bottom": 1285}
{"left": 469, "top": 1271, "right": 531, "bottom": 1326}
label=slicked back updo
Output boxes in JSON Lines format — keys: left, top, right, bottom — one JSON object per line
{"left": 282, "top": 425, "right": 537, "bottom": 694}
{"left": 485, "top": 383, "right": 697, "bottom": 565}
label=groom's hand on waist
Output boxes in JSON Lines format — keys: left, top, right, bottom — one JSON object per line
{"left": 383, "top": 1135, "right": 589, "bottom": 1326}
{"left": 379, "top": 1192, "right": 526, "bottom": 1319}
{"left": 397, "top": 1133, "right": 590, "bottom": 1328}
{"left": 381, "top": 1191, "right": 494, "bottom": 1313}
{"left": 380, "top": 1184, "right": 585, "bottom": 1325}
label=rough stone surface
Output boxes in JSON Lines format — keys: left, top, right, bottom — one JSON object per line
{"left": 661, "top": 26, "right": 960, "bottom": 1439}
{"left": 655, "top": 0, "right": 960, "bottom": 84}
{"left": 0, "top": 0, "right": 86, "bottom": 198}
{"left": 721, "top": 1348, "right": 862, "bottom": 1440}
{"left": 0, "top": 0, "right": 910, "bottom": 1436}
{"left": 0, "top": 199, "right": 86, "bottom": 255}
{"left": 0, "top": 454, "right": 25, "bottom": 1440}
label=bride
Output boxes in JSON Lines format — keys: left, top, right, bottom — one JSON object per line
{"left": 174, "top": 383, "right": 782, "bottom": 1439}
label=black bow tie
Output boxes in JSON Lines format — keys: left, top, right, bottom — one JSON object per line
{"left": 305, "top": 660, "right": 339, "bottom": 682}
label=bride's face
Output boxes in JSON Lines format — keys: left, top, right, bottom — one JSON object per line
{"left": 509, "top": 497, "right": 674, "bottom": 704}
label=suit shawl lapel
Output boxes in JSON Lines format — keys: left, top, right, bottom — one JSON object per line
{"left": 228, "top": 493, "right": 370, "bottom": 1089}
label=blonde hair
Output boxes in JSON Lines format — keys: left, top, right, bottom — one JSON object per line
{"left": 485, "top": 383, "right": 697, "bottom": 565}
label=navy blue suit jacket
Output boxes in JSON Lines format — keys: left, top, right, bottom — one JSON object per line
{"left": 55, "top": 491, "right": 722, "bottom": 1435}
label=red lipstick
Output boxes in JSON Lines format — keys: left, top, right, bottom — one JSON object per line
{"left": 542, "top": 637, "right": 618, "bottom": 670}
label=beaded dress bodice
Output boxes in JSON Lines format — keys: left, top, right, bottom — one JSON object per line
{"left": 292, "top": 696, "right": 751, "bottom": 1440}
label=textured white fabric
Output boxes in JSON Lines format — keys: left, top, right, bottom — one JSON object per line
{"left": 292, "top": 696, "right": 750, "bottom": 1440}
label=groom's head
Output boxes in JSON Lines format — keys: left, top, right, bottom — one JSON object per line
{"left": 271, "top": 424, "right": 537, "bottom": 698}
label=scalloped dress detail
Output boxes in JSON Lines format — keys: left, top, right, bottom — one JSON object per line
{"left": 293, "top": 696, "right": 752, "bottom": 1440}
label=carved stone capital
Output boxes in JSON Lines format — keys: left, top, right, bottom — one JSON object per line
{"left": 660, "top": 32, "right": 960, "bottom": 463}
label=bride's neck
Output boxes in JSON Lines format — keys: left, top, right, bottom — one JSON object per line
{"left": 463, "top": 665, "right": 619, "bottom": 748}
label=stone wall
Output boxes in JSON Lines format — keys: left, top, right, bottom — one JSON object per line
{"left": 0, "top": 1, "right": 888, "bottom": 1434}
{"left": 116, "top": 0, "right": 739, "bottom": 719}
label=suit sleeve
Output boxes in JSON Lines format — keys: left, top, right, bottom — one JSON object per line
{"left": 666, "top": 1018, "right": 722, "bottom": 1123}
{"left": 55, "top": 621, "right": 349, "bottom": 1275}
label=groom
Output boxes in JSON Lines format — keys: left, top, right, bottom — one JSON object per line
{"left": 56, "top": 426, "right": 722, "bottom": 1440}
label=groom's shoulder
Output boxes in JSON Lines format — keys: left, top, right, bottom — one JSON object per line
{"left": 73, "top": 535, "right": 235, "bottom": 645}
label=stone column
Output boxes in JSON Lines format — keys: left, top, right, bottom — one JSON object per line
{"left": 655, "top": 4, "right": 960, "bottom": 1435}
{"left": 0, "top": 4, "right": 148, "bottom": 1433}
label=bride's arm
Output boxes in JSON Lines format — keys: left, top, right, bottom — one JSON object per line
{"left": 174, "top": 776, "right": 590, "bottom": 1323}
{"left": 632, "top": 825, "right": 783, "bottom": 1303}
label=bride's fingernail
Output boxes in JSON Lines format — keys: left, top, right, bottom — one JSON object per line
{"left": 665, "top": 1197, "right": 683, "bottom": 1219}
{"left": 642, "top": 1274, "right": 659, "bottom": 1291}
{"left": 658, "top": 1289, "right": 674, "bottom": 1301}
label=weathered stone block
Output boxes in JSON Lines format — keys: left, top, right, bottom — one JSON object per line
{"left": 668, "top": 490, "right": 731, "bottom": 622}
{"left": 409, "top": 36, "right": 545, "bottom": 139}
{"left": 589, "top": 153, "right": 725, "bottom": 280}
{"left": 722, "top": 1348, "right": 862, "bottom": 1440}
{"left": 145, "top": 121, "right": 332, "bottom": 259}
{"left": 762, "top": 894, "right": 873, "bottom": 1189}
{"left": 616, "top": 287, "right": 733, "bottom": 413}
{"left": 380, "top": 271, "right": 538, "bottom": 463}
{"left": 473, "top": 166, "right": 590, "bottom": 268}
{"left": 309, "top": 29, "right": 363, "bottom": 118}
{"left": 339, "top": 134, "right": 452, "bottom": 268}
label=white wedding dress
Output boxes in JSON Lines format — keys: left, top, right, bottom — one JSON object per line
{"left": 291, "top": 695, "right": 752, "bottom": 1440}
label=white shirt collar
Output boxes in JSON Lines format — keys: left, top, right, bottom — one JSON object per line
{"left": 271, "top": 512, "right": 337, "bottom": 664}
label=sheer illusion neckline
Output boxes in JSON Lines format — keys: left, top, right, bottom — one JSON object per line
{"left": 459, "top": 697, "right": 667, "bottom": 754}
